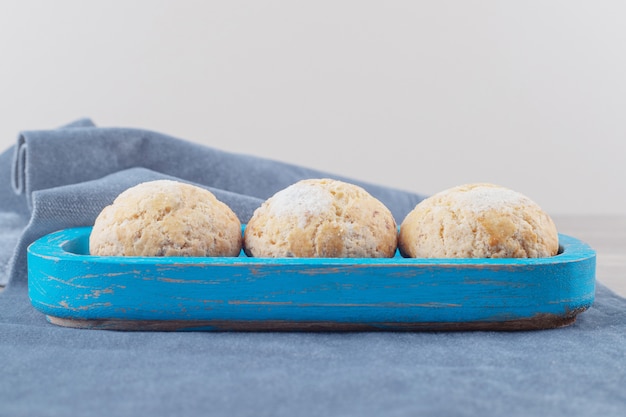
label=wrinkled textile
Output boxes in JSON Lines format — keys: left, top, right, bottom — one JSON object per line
{"left": 1, "top": 120, "right": 624, "bottom": 417}
{"left": 1, "top": 119, "right": 423, "bottom": 288}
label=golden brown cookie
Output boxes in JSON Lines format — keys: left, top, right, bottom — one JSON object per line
{"left": 90, "top": 180, "right": 242, "bottom": 257}
{"left": 243, "top": 178, "right": 397, "bottom": 258}
{"left": 398, "top": 183, "right": 558, "bottom": 258}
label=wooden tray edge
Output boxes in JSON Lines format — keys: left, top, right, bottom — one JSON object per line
{"left": 46, "top": 308, "right": 587, "bottom": 332}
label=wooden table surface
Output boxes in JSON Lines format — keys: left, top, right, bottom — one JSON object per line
{"left": 553, "top": 215, "right": 626, "bottom": 297}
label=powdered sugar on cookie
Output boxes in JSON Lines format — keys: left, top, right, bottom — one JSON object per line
{"left": 399, "top": 183, "right": 558, "bottom": 258}
{"left": 244, "top": 178, "right": 397, "bottom": 258}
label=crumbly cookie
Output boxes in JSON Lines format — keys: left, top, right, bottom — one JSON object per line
{"left": 398, "top": 183, "right": 558, "bottom": 258}
{"left": 243, "top": 178, "right": 397, "bottom": 258}
{"left": 90, "top": 180, "right": 242, "bottom": 257}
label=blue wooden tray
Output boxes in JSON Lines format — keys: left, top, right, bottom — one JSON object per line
{"left": 27, "top": 227, "right": 596, "bottom": 331}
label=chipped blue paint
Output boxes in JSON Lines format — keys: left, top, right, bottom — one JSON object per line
{"left": 27, "top": 227, "right": 596, "bottom": 330}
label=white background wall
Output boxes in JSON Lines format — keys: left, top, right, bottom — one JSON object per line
{"left": 1, "top": 0, "right": 624, "bottom": 215}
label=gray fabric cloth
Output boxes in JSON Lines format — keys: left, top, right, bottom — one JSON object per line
{"left": 1, "top": 118, "right": 423, "bottom": 288}
{"left": 1, "top": 120, "right": 625, "bottom": 416}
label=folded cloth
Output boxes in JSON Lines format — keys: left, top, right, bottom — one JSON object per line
{"left": 1, "top": 120, "right": 625, "bottom": 417}
{"left": 1, "top": 118, "right": 424, "bottom": 287}
{"left": 10, "top": 118, "right": 420, "bottom": 214}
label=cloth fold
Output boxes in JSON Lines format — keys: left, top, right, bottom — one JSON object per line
{"left": 11, "top": 117, "right": 96, "bottom": 197}
{"left": 1, "top": 119, "right": 625, "bottom": 417}
{"left": 10, "top": 119, "right": 421, "bottom": 216}
{"left": 1, "top": 118, "right": 424, "bottom": 287}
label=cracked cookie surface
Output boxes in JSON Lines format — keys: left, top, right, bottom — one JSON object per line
{"left": 89, "top": 180, "right": 242, "bottom": 257}
{"left": 243, "top": 178, "right": 397, "bottom": 258}
{"left": 398, "top": 183, "right": 558, "bottom": 258}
